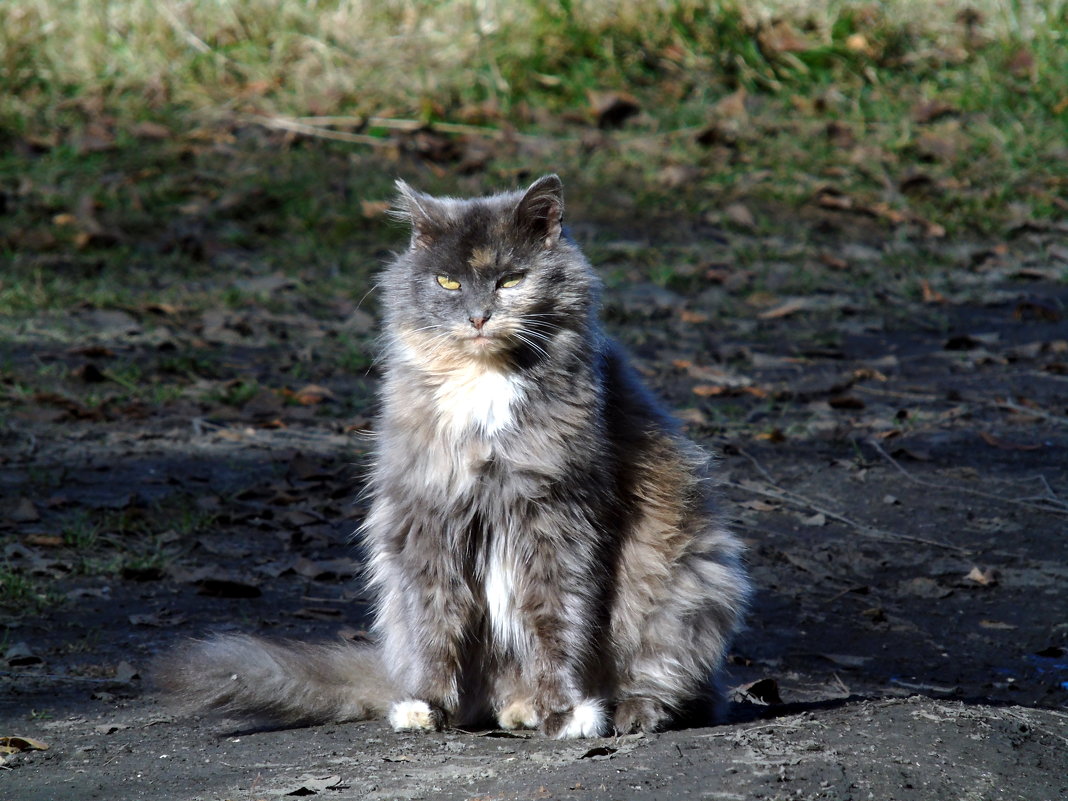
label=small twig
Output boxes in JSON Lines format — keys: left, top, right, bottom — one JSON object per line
{"left": 994, "top": 398, "right": 1068, "bottom": 427}
{"left": 732, "top": 449, "right": 969, "bottom": 553}
{"left": 866, "top": 438, "right": 1068, "bottom": 516}
{"left": 100, "top": 369, "right": 140, "bottom": 394}
{"left": 296, "top": 115, "right": 505, "bottom": 138}
{"left": 0, "top": 671, "right": 123, "bottom": 683}
{"left": 853, "top": 384, "right": 940, "bottom": 402}
{"left": 249, "top": 115, "right": 386, "bottom": 146}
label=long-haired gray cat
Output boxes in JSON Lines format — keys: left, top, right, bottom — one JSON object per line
{"left": 158, "top": 175, "right": 750, "bottom": 738}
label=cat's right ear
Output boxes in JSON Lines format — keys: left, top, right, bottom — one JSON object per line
{"left": 392, "top": 179, "right": 438, "bottom": 250}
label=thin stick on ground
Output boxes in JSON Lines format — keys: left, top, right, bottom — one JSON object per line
{"left": 865, "top": 438, "right": 1068, "bottom": 516}
{"left": 730, "top": 449, "right": 970, "bottom": 554}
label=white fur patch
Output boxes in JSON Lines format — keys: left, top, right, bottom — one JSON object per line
{"left": 556, "top": 699, "right": 607, "bottom": 739}
{"left": 485, "top": 541, "right": 524, "bottom": 653}
{"left": 434, "top": 365, "right": 522, "bottom": 436}
{"left": 388, "top": 699, "right": 438, "bottom": 732}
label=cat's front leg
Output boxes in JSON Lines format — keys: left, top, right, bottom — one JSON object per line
{"left": 512, "top": 524, "right": 608, "bottom": 739}
{"left": 375, "top": 546, "right": 474, "bottom": 732}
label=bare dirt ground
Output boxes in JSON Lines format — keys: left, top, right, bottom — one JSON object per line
{"left": 2, "top": 212, "right": 1067, "bottom": 800}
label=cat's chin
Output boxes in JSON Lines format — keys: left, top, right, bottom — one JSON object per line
{"left": 462, "top": 334, "right": 509, "bottom": 358}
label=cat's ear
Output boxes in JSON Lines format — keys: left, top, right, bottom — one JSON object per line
{"left": 393, "top": 179, "right": 440, "bottom": 250}
{"left": 514, "top": 174, "right": 564, "bottom": 249}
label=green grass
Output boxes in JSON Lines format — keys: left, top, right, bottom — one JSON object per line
{"left": 0, "top": 0, "right": 1064, "bottom": 326}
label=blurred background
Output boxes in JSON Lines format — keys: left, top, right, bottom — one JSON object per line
{"left": 1, "top": 0, "right": 1065, "bottom": 314}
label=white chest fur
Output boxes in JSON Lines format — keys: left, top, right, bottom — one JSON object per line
{"left": 433, "top": 365, "right": 523, "bottom": 436}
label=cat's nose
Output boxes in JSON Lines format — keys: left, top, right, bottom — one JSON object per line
{"left": 469, "top": 313, "right": 491, "bottom": 331}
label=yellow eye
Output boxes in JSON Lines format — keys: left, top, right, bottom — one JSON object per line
{"left": 436, "top": 275, "right": 461, "bottom": 290}
{"left": 498, "top": 274, "right": 524, "bottom": 289}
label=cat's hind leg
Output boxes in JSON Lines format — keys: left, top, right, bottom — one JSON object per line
{"left": 611, "top": 519, "right": 749, "bottom": 735}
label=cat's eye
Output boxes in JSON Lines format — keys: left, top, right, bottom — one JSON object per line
{"left": 498, "top": 273, "right": 524, "bottom": 289}
{"left": 436, "top": 275, "right": 461, "bottom": 291}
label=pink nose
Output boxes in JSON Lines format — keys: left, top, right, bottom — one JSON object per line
{"left": 469, "top": 315, "right": 489, "bottom": 331}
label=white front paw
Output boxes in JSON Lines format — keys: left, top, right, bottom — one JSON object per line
{"left": 389, "top": 699, "right": 440, "bottom": 732}
{"left": 555, "top": 699, "right": 607, "bottom": 739}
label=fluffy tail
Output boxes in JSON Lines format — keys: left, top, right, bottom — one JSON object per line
{"left": 154, "top": 634, "right": 394, "bottom": 726}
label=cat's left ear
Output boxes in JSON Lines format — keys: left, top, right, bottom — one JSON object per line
{"left": 515, "top": 174, "right": 564, "bottom": 249}
{"left": 393, "top": 179, "right": 439, "bottom": 250}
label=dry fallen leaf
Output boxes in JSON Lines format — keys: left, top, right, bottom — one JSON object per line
{"left": 965, "top": 566, "right": 999, "bottom": 586}
{"left": 292, "top": 384, "right": 336, "bottom": 405}
{"left": 732, "top": 677, "right": 783, "bottom": 705}
{"left": 920, "top": 279, "right": 947, "bottom": 304}
{"left": 977, "top": 431, "right": 1042, "bottom": 451}
{"left": 758, "top": 298, "right": 810, "bottom": 320}
{"left": 758, "top": 20, "right": 814, "bottom": 54}
{"left": 9, "top": 498, "right": 40, "bottom": 523}
{"left": 0, "top": 736, "right": 50, "bottom": 754}
{"left": 587, "top": 90, "right": 640, "bottom": 129}
{"left": 911, "top": 99, "right": 956, "bottom": 124}
{"left": 678, "top": 309, "right": 709, "bottom": 325}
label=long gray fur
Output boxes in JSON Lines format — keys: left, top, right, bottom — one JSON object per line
{"left": 157, "top": 175, "right": 750, "bottom": 739}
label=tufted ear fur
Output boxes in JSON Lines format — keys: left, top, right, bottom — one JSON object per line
{"left": 514, "top": 174, "right": 564, "bottom": 249}
{"left": 393, "top": 179, "right": 441, "bottom": 250}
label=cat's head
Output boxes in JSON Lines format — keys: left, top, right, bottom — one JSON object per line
{"left": 382, "top": 175, "right": 597, "bottom": 368}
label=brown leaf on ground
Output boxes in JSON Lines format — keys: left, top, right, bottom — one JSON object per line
{"left": 74, "top": 122, "right": 116, "bottom": 154}
{"left": 755, "top": 428, "right": 786, "bottom": 443}
{"left": 291, "top": 384, "right": 337, "bottom": 405}
{"left": 1013, "top": 297, "right": 1063, "bottom": 322}
{"left": 711, "top": 87, "right": 748, "bottom": 120}
{"left": 25, "top": 534, "right": 64, "bottom": 547}
{"left": 724, "top": 202, "right": 756, "bottom": 230}
{"left": 977, "top": 431, "right": 1042, "bottom": 451}
{"left": 758, "top": 298, "right": 810, "bottom": 319}
{"left": 9, "top": 498, "right": 40, "bottom": 523}
{"left": 825, "top": 121, "right": 855, "bottom": 148}
{"left": 696, "top": 89, "right": 747, "bottom": 146}
{"left": 911, "top": 100, "right": 957, "bottom": 124}
{"left": 815, "top": 187, "right": 853, "bottom": 210}
{"left": 1006, "top": 47, "right": 1036, "bottom": 79}
{"left": 0, "top": 736, "right": 50, "bottom": 754}
{"left": 914, "top": 130, "right": 958, "bottom": 162}
{"left": 845, "top": 33, "right": 874, "bottom": 56}
{"left": 920, "top": 279, "right": 947, "bottom": 304}
{"left": 758, "top": 20, "right": 814, "bottom": 54}
{"left": 72, "top": 193, "right": 121, "bottom": 248}
{"left": 130, "top": 121, "right": 172, "bottom": 140}
{"left": 818, "top": 253, "right": 849, "bottom": 270}
{"left": 678, "top": 309, "right": 709, "bottom": 324}
{"left": 588, "top": 91, "right": 640, "bottom": 129}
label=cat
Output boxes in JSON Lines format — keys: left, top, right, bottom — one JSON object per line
{"left": 157, "top": 175, "right": 750, "bottom": 739}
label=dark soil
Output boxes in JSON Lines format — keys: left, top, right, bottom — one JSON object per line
{"left": 2, "top": 212, "right": 1066, "bottom": 800}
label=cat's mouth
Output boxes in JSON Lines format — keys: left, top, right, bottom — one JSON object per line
{"left": 468, "top": 332, "right": 499, "bottom": 348}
